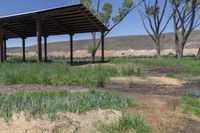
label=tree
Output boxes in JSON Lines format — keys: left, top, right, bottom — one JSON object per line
{"left": 138, "top": 0, "right": 172, "bottom": 57}
{"left": 197, "top": 48, "right": 200, "bottom": 59}
{"left": 197, "top": 8, "right": 200, "bottom": 59}
{"left": 171, "top": 0, "right": 200, "bottom": 59}
{"left": 80, "top": 0, "right": 136, "bottom": 62}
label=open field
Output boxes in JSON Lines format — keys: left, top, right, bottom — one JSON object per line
{"left": 7, "top": 49, "right": 199, "bottom": 58}
{"left": 7, "top": 31, "right": 200, "bottom": 58}
{"left": 0, "top": 56, "right": 200, "bottom": 133}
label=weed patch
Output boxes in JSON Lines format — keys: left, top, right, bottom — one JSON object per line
{"left": 0, "top": 63, "right": 143, "bottom": 86}
{"left": 97, "top": 114, "right": 151, "bottom": 133}
{"left": 0, "top": 90, "right": 135, "bottom": 121}
{"left": 181, "top": 96, "right": 200, "bottom": 117}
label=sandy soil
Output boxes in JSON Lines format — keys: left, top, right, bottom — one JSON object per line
{"left": 128, "top": 94, "right": 200, "bottom": 133}
{"left": 0, "top": 110, "right": 121, "bottom": 133}
{"left": 7, "top": 48, "right": 199, "bottom": 58}
{"left": 102, "top": 76, "right": 200, "bottom": 133}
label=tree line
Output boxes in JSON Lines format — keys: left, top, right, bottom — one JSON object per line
{"left": 80, "top": 0, "right": 200, "bottom": 60}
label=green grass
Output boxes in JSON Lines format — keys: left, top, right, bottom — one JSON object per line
{"left": 97, "top": 114, "right": 151, "bottom": 133}
{"left": 0, "top": 63, "right": 143, "bottom": 86}
{"left": 111, "top": 57, "right": 200, "bottom": 79}
{"left": 0, "top": 90, "right": 135, "bottom": 121}
{"left": 2, "top": 56, "right": 200, "bottom": 86}
{"left": 181, "top": 96, "right": 200, "bottom": 117}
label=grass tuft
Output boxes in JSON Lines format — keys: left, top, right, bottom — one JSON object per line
{"left": 97, "top": 114, "right": 151, "bottom": 133}
{"left": 181, "top": 96, "right": 200, "bottom": 117}
{"left": 111, "top": 57, "right": 200, "bottom": 79}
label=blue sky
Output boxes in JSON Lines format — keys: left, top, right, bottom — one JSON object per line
{"left": 0, "top": 0, "right": 174, "bottom": 47}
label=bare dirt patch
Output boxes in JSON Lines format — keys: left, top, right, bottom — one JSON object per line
{"left": 0, "top": 84, "right": 88, "bottom": 94}
{"left": 0, "top": 110, "right": 121, "bottom": 133}
{"left": 103, "top": 76, "right": 200, "bottom": 133}
{"left": 106, "top": 76, "right": 200, "bottom": 96}
{"left": 122, "top": 94, "right": 200, "bottom": 133}
{"left": 143, "top": 66, "right": 183, "bottom": 76}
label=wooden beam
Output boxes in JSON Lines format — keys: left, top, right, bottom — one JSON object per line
{"left": 79, "top": 9, "right": 103, "bottom": 32}
{"left": 21, "top": 20, "right": 35, "bottom": 32}
{"left": 4, "top": 26, "right": 24, "bottom": 38}
{"left": 44, "top": 36, "right": 47, "bottom": 62}
{"left": 101, "top": 32, "right": 105, "bottom": 62}
{"left": 22, "top": 38, "right": 26, "bottom": 62}
{"left": 0, "top": 29, "right": 4, "bottom": 63}
{"left": 36, "top": 14, "right": 42, "bottom": 62}
{"left": 3, "top": 38, "right": 7, "bottom": 61}
{"left": 70, "top": 34, "right": 73, "bottom": 66}
{"left": 39, "top": 6, "right": 80, "bottom": 19}
{"left": 49, "top": 17, "right": 73, "bottom": 34}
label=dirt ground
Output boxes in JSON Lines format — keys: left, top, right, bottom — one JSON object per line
{"left": 0, "top": 65, "right": 200, "bottom": 132}
{"left": 104, "top": 76, "right": 200, "bottom": 133}
{"left": 0, "top": 110, "right": 121, "bottom": 133}
{"left": 0, "top": 76, "right": 199, "bottom": 133}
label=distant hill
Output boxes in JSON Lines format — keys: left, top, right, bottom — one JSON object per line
{"left": 8, "top": 31, "right": 200, "bottom": 53}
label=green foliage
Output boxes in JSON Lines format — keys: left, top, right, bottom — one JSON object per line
{"left": 113, "top": 0, "right": 134, "bottom": 24}
{"left": 170, "top": 0, "right": 198, "bottom": 5}
{"left": 80, "top": 0, "right": 92, "bottom": 8}
{"left": 145, "top": 6, "right": 160, "bottom": 16}
{"left": 165, "top": 73, "right": 176, "bottom": 78}
{"left": 181, "top": 96, "right": 200, "bottom": 117}
{"left": 87, "top": 45, "right": 96, "bottom": 54}
{"left": 97, "top": 114, "right": 151, "bottom": 133}
{"left": 0, "top": 62, "right": 143, "bottom": 86}
{"left": 80, "top": 0, "right": 134, "bottom": 26}
{"left": 80, "top": 0, "right": 95, "bottom": 13}
{"left": 121, "top": 64, "right": 143, "bottom": 77}
{"left": 111, "top": 57, "right": 200, "bottom": 79}
{"left": 97, "top": 3, "right": 113, "bottom": 25}
{"left": 0, "top": 90, "right": 135, "bottom": 121}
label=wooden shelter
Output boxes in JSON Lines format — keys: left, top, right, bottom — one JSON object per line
{"left": 0, "top": 4, "right": 108, "bottom": 65}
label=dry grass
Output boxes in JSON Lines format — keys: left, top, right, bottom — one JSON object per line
{"left": 7, "top": 49, "right": 199, "bottom": 58}
{"left": 0, "top": 110, "right": 122, "bottom": 133}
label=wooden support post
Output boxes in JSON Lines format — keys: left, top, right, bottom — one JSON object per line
{"left": 36, "top": 15, "right": 42, "bottom": 62}
{"left": 3, "top": 38, "right": 7, "bottom": 61}
{"left": 70, "top": 34, "right": 73, "bottom": 66}
{"left": 22, "top": 38, "right": 26, "bottom": 62}
{"left": 0, "top": 27, "right": 4, "bottom": 63}
{"left": 44, "top": 36, "right": 47, "bottom": 62}
{"left": 101, "top": 32, "right": 105, "bottom": 62}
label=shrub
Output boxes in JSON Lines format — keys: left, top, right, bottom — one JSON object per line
{"left": 87, "top": 45, "right": 96, "bottom": 54}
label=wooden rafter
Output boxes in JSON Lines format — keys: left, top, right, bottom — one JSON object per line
{"left": 48, "top": 17, "right": 73, "bottom": 34}
{"left": 4, "top": 26, "right": 25, "bottom": 38}
{"left": 79, "top": 9, "right": 103, "bottom": 32}
{"left": 0, "top": 4, "right": 107, "bottom": 39}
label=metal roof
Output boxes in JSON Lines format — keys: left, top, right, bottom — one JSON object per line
{"left": 0, "top": 4, "right": 108, "bottom": 39}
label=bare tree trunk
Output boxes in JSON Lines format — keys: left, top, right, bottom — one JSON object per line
{"left": 197, "top": 48, "right": 200, "bottom": 59}
{"left": 92, "top": 32, "right": 96, "bottom": 63}
{"left": 156, "top": 38, "right": 161, "bottom": 58}
{"left": 176, "top": 42, "right": 184, "bottom": 60}
{"left": 156, "top": 47, "right": 161, "bottom": 58}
